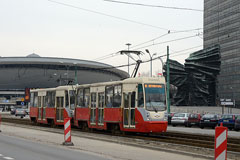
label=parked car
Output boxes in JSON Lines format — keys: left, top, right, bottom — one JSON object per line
{"left": 186, "top": 113, "right": 201, "bottom": 127}
{"left": 171, "top": 113, "right": 189, "bottom": 127}
{"left": 200, "top": 114, "right": 219, "bottom": 129}
{"left": 10, "top": 108, "right": 16, "bottom": 115}
{"left": 234, "top": 115, "right": 240, "bottom": 131}
{"left": 165, "top": 112, "right": 175, "bottom": 124}
{"left": 23, "top": 108, "right": 29, "bottom": 115}
{"left": 218, "top": 114, "right": 240, "bottom": 130}
{"left": 15, "top": 108, "right": 27, "bottom": 118}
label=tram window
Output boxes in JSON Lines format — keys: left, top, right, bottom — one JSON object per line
{"left": 84, "top": 88, "right": 90, "bottom": 108}
{"left": 131, "top": 92, "right": 136, "bottom": 108}
{"left": 56, "top": 97, "right": 63, "bottom": 108}
{"left": 43, "top": 96, "right": 46, "bottom": 107}
{"left": 38, "top": 97, "right": 41, "bottom": 107}
{"left": 113, "top": 85, "right": 122, "bottom": 108}
{"left": 69, "top": 90, "right": 75, "bottom": 109}
{"left": 138, "top": 84, "right": 144, "bottom": 108}
{"left": 77, "top": 89, "right": 84, "bottom": 107}
{"left": 91, "top": 93, "right": 97, "bottom": 108}
{"left": 46, "top": 91, "right": 55, "bottom": 108}
{"left": 65, "top": 91, "right": 69, "bottom": 108}
{"left": 106, "top": 86, "right": 113, "bottom": 108}
{"left": 30, "top": 93, "right": 34, "bottom": 107}
{"left": 98, "top": 92, "right": 104, "bottom": 108}
{"left": 32, "top": 92, "right": 38, "bottom": 107}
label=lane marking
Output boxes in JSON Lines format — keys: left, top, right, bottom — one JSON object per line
{"left": 3, "top": 157, "right": 14, "bottom": 160}
{"left": 0, "top": 154, "right": 3, "bottom": 156}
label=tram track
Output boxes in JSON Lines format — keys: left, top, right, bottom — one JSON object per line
{"left": 1, "top": 116, "right": 240, "bottom": 159}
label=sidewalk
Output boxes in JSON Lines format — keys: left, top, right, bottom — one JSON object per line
{"left": 0, "top": 124, "right": 210, "bottom": 160}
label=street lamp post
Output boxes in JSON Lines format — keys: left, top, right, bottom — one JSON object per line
{"left": 158, "top": 57, "right": 164, "bottom": 75}
{"left": 145, "top": 49, "right": 156, "bottom": 77}
{"left": 126, "top": 43, "right": 131, "bottom": 75}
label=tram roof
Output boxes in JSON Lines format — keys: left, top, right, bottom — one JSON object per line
{"left": 76, "top": 77, "right": 166, "bottom": 88}
{"left": 30, "top": 77, "right": 166, "bottom": 92}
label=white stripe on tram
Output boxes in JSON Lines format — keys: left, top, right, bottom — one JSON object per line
{"left": 216, "top": 130, "right": 226, "bottom": 148}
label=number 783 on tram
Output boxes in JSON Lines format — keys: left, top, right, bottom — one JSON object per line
{"left": 30, "top": 77, "right": 168, "bottom": 133}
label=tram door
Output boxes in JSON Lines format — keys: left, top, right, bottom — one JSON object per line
{"left": 90, "top": 92, "right": 97, "bottom": 125}
{"left": 38, "top": 91, "right": 46, "bottom": 121}
{"left": 98, "top": 92, "right": 104, "bottom": 126}
{"left": 123, "top": 92, "right": 136, "bottom": 128}
{"left": 56, "top": 91, "right": 64, "bottom": 122}
{"left": 37, "top": 96, "right": 42, "bottom": 121}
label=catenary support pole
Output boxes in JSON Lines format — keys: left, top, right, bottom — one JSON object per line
{"left": 167, "top": 46, "right": 170, "bottom": 114}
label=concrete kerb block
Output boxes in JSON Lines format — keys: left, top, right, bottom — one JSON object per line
{"left": 62, "top": 142, "right": 74, "bottom": 146}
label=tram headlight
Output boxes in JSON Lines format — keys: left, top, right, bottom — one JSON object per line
{"left": 164, "top": 115, "right": 168, "bottom": 121}
{"left": 147, "top": 112, "right": 150, "bottom": 117}
{"left": 164, "top": 112, "right": 168, "bottom": 121}
{"left": 146, "top": 112, "right": 150, "bottom": 121}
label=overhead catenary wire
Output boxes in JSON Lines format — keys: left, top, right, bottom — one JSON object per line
{"left": 48, "top": 0, "right": 202, "bottom": 33}
{"left": 103, "top": 0, "right": 203, "bottom": 12}
{"left": 92, "top": 44, "right": 204, "bottom": 71}
{"left": 47, "top": 0, "right": 203, "bottom": 64}
{"left": 134, "top": 33, "right": 202, "bottom": 50}
{"left": 170, "top": 45, "right": 203, "bottom": 56}
{"left": 48, "top": 0, "right": 170, "bottom": 31}
{"left": 94, "top": 31, "right": 203, "bottom": 61}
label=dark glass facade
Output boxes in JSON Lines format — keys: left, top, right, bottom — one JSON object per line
{"left": 204, "top": 0, "right": 240, "bottom": 107}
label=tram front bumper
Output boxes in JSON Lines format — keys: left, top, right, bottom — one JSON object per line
{"left": 144, "top": 121, "right": 168, "bottom": 133}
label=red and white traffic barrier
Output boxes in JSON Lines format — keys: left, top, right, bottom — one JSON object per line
{"left": 62, "top": 118, "right": 74, "bottom": 146}
{"left": 215, "top": 123, "right": 228, "bottom": 160}
{"left": 0, "top": 113, "right": 1, "bottom": 132}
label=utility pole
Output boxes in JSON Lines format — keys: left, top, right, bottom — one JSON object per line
{"left": 74, "top": 65, "right": 77, "bottom": 85}
{"left": 167, "top": 46, "right": 170, "bottom": 114}
{"left": 126, "top": 43, "right": 131, "bottom": 75}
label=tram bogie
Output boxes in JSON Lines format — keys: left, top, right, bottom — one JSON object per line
{"left": 30, "top": 77, "right": 168, "bottom": 133}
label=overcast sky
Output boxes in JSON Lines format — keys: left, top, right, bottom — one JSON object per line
{"left": 0, "top": 0, "right": 203, "bottom": 76}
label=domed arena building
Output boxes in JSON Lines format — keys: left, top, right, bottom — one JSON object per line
{"left": 0, "top": 54, "right": 128, "bottom": 110}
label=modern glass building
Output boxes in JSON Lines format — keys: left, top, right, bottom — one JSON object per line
{"left": 204, "top": 0, "right": 240, "bottom": 107}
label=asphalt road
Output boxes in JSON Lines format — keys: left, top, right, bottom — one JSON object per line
{"left": 0, "top": 134, "right": 109, "bottom": 160}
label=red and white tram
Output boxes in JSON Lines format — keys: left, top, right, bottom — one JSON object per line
{"left": 30, "top": 86, "right": 75, "bottom": 126}
{"left": 30, "top": 77, "right": 168, "bottom": 133}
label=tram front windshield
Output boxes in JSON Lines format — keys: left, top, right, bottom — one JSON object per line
{"left": 144, "top": 84, "right": 166, "bottom": 111}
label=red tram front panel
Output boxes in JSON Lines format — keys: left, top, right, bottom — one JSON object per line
{"left": 121, "top": 108, "right": 168, "bottom": 133}
{"left": 30, "top": 107, "right": 38, "bottom": 119}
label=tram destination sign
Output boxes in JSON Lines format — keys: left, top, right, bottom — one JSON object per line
{"left": 220, "top": 99, "right": 234, "bottom": 106}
